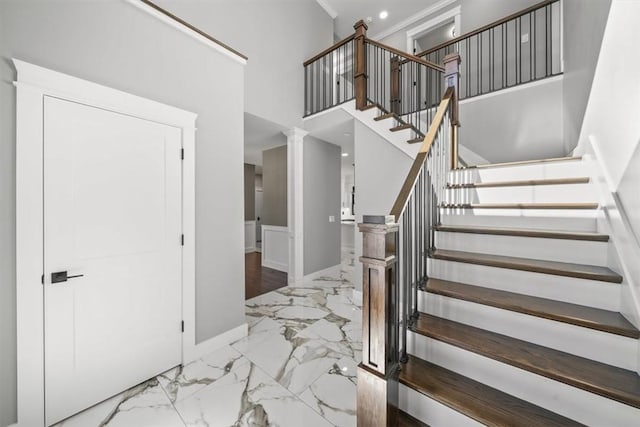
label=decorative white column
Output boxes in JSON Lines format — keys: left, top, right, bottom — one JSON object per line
{"left": 284, "top": 127, "right": 308, "bottom": 285}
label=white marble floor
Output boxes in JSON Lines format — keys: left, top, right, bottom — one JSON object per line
{"left": 55, "top": 248, "right": 360, "bottom": 427}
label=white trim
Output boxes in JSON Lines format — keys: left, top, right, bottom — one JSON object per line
{"left": 285, "top": 128, "right": 308, "bottom": 285}
{"left": 14, "top": 59, "right": 197, "bottom": 426}
{"left": 191, "top": 323, "right": 248, "bottom": 360}
{"left": 244, "top": 220, "right": 257, "bottom": 253}
{"left": 123, "top": 0, "right": 247, "bottom": 66}
{"left": 369, "top": 0, "right": 457, "bottom": 41}
{"left": 262, "top": 225, "right": 289, "bottom": 273}
{"left": 315, "top": 0, "right": 338, "bottom": 19}
{"left": 405, "top": 6, "right": 461, "bottom": 53}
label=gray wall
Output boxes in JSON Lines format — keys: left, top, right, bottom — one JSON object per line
{"left": 353, "top": 121, "right": 413, "bottom": 291}
{"left": 562, "top": 0, "right": 612, "bottom": 152}
{"left": 244, "top": 164, "right": 256, "bottom": 220}
{"left": 156, "top": 0, "right": 333, "bottom": 129}
{"left": 303, "top": 136, "right": 341, "bottom": 275}
{"left": 0, "top": 1, "right": 246, "bottom": 424}
{"left": 262, "top": 145, "right": 288, "bottom": 227}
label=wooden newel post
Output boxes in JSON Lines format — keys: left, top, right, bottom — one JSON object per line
{"left": 443, "top": 53, "right": 461, "bottom": 169}
{"left": 354, "top": 20, "right": 368, "bottom": 110}
{"left": 357, "top": 215, "right": 399, "bottom": 427}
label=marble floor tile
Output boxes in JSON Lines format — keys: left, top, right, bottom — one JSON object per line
{"left": 299, "top": 356, "right": 358, "bottom": 427}
{"left": 57, "top": 251, "right": 361, "bottom": 427}
{"left": 54, "top": 378, "right": 185, "bottom": 427}
{"left": 158, "top": 345, "right": 247, "bottom": 404}
{"left": 173, "top": 359, "right": 332, "bottom": 427}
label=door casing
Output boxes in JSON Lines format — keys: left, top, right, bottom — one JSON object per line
{"left": 14, "top": 59, "right": 197, "bottom": 426}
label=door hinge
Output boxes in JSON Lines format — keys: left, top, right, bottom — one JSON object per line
{"left": 41, "top": 274, "right": 44, "bottom": 285}
{"left": 181, "top": 320, "right": 184, "bottom": 333}
{"left": 181, "top": 234, "right": 184, "bottom": 246}
{"left": 181, "top": 148, "right": 184, "bottom": 160}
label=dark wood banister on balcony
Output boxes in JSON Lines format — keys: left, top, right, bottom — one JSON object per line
{"left": 416, "top": 0, "right": 558, "bottom": 57}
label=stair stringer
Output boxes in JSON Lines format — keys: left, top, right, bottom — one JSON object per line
{"left": 581, "top": 150, "right": 640, "bottom": 347}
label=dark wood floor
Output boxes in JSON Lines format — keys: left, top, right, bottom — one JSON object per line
{"left": 245, "top": 252, "right": 287, "bottom": 299}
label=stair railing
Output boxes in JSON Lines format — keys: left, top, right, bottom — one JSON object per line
{"left": 356, "top": 56, "right": 460, "bottom": 426}
{"left": 415, "top": 0, "right": 561, "bottom": 100}
{"left": 304, "top": 20, "right": 446, "bottom": 140}
{"left": 303, "top": 33, "right": 356, "bottom": 116}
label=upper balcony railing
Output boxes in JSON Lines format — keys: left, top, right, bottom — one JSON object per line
{"left": 416, "top": 0, "right": 562, "bottom": 100}
{"left": 304, "top": 21, "right": 445, "bottom": 139}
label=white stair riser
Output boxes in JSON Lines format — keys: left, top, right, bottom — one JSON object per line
{"left": 445, "top": 183, "right": 596, "bottom": 204}
{"left": 419, "top": 293, "right": 637, "bottom": 370}
{"left": 435, "top": 231, "right": 608, "bottom": 267}
{"left": 350, "top": 105, "right": 419, "bottom": 159}
{"left": 408, "top": 333, "right": 640, "bottom": 426}
{"left": 399, "top": 383, "right": 483, "bottom": 427}
{"left": 449, "top": 161, "right": 593, "bottom": 184}
{"left": 441, "top": 212, "right": 598, "bottom": 232}
{"left": 429, "top": 259, "right": 621, "bottom": 311}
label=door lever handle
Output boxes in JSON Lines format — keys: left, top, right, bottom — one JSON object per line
{"left": 51, "top": 271, "right": 84, "bottom": 284}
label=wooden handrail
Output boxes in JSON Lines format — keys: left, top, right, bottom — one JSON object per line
{"left": 389, "top": 87, "right": 454, "bottom": 220}
{"left": 366, "top": 39, "right": 444, "bottom": 72}
{"left": 303, "top": 34, "right": 356, "bottom": 66}
{"left": 140, "top": 0, "right": 248, "bottom": 60}
{"left": 416, "top": 0, "right": 557, "bottom": 57}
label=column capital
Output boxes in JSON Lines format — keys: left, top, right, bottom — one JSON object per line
{"left": 283, "top": 127, "right": 308, "bottom": 140}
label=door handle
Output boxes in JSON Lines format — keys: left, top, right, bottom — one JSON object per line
{"left": 51, "top": 271, "right": 84, "bottom": 284}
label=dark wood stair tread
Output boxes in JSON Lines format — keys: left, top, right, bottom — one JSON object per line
{"left": 467, "top": 156, "right": 582, "bottom": 169}
{"left": 361, "top": 103, "right": 379, "bottom": 111}
{"left": 425, "top": 278, "right": 639, "bottom": 338}
{"left": 447, "top": 177, "right": 589, "bottom": 189}
{"left": 391, "top": 123, "right": 413, "bottom": 132}
{"left": 374, "top": 112, "right": 396, "bottom": 121}
{"left": 440, "top": 202, "right": 599, "bottom": 210}
{"left": 407, "top": 136, "right": 423, "bottom": 144}
{"left": 434, "top": 224, "right": 609, "bottom": 241}
{"left": 400, "top": 355, "right": 584, "bottom": 426}
{"left": 430, "top": 249, "right": 623, "bottom": 283}
{"left": 412, "top": 314, "right": 640, "bottom": 409}
{"left": 398, "top": 408, "right": 429, "bottom": 427}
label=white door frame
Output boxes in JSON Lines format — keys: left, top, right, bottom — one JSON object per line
{"left": 405, "top": 6, "right": 461, "bottom": 54}
{"left": 14, "top": 59, "right": 197, "bottom": 427}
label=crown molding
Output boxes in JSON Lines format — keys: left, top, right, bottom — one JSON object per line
{"left": 315, "top": 0, "right": 338, "bottom": 19}
{"left": 369, "top": 0, "right": 457, "bottom": 41}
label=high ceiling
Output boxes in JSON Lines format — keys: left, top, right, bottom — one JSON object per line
{"left": 319, "top": 0, "right": 443, "bottom": 39}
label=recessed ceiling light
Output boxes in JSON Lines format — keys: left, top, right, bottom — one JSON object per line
{"left": 379, "top": 10, "right": 388, "bottom": 20}
{"left": 342, "top": 153, "right": 349, "bottom": 157}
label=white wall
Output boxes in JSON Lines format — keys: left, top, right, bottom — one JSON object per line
{"left": 574, "top": 0, "right": 640, "bottom": 333}
{"left": 353, "top": 121, "right": 413, "bottom": 291}
{"left": 562, "top": 0, "right": 612, "bottom": 153}
{"left": 155, "top": 0, "right": 333, "bottom": 129}
{"left": 459, "top": 77, "right": 565, "bottom": 163}
{"left": 0, "top": 1, "right": 245, "bottom": 424}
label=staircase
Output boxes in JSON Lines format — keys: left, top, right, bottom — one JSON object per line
{"left": 397, "top": 156, "right": 640, "bottom": 426}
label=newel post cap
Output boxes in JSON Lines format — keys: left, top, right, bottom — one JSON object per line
{"left": 354, "top": 19, "right": 369, "bottom": 33}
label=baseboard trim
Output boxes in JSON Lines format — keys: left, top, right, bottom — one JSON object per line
{"left": 245, "top": 247, "right": 256, "bottom": 253}
{"left": 262, "top": 259, "right": 287, "bottom": 273}
{"left": 191, "top": 323, "right": 248, "bottom": 361}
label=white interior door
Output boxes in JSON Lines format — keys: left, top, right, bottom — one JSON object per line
{"left": 43, "top": 96, "right": 183, "bottom": 425}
